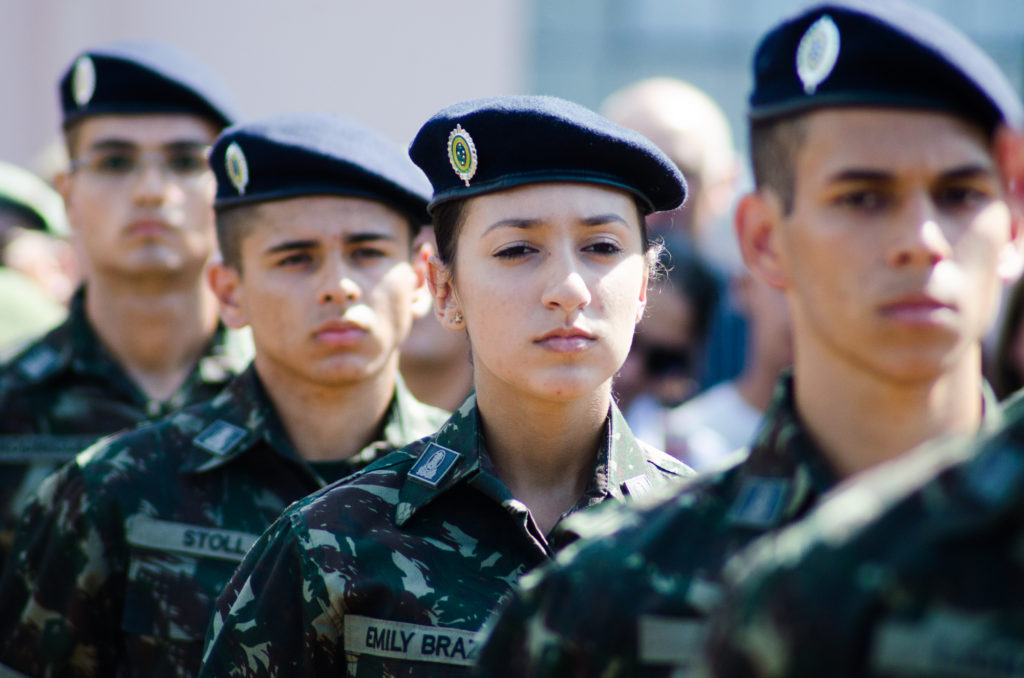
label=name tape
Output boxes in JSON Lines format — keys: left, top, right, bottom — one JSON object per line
{"left": 126, "top": 516, "right": 258, "bottom": 563}
{"left": 344, "top": 615, "right": 481, "bottom": 666}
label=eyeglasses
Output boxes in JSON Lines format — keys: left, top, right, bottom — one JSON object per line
{"left": 69, "top": 145, "right": 211, "bottom": 184}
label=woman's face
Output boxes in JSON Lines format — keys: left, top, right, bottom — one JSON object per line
{"left": 436, "top": 182, "right": 649, "bottom": 404}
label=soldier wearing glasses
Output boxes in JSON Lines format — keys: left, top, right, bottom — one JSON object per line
{"left": 0, "top": 43, "right": 251, "bottom": 564}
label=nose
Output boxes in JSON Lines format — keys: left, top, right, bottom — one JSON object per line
{"left": 318, "top": 257, "right": 361, "bottom": 305}
{"left": 542, "top": 249, "right": 592, "bottom": 314}
{"left": 132, "top": 157, "right": 170, "bottom": 207}
{"left": 886, "top": 194, "right": 952, "bottom": 268}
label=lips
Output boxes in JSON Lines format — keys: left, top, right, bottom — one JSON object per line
{"left": 313, "top": 319, "right": 368, "bottom": 347}
{"left": 126, "top": 218, "right": 173, "bottom": 237}
{"left": 878, "top": 293, "right": 957, "bottom": 323}
{"left": 535, "top": 327, "right": 597, "bottom": 353}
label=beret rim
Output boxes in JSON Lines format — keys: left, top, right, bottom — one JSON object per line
{"left": 426, "top": 172, "right": 666, "bottom": 215}
{"left": 214, "top": 186, "right": 428, "bottom": 227}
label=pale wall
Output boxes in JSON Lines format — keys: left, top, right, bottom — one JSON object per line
{"left": 0, "top": 0, "right": 527, "bottom": 170}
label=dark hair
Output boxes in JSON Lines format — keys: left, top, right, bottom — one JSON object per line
{"left": 749, "top": 115, "right": 808, "bottom": 215}
{"left": 214, "top": 203, "right": 256, "bottom": 271}
{"left": 430, "top": 191, "right": 652, "bottom": 270}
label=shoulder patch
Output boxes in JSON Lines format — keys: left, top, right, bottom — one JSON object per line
{"left": 193, "top": 420, "right": 248, "bottom": 456}
{"left": 408, "top": 442, "right": 461, "bottom": 487}
{"left": 16, "top": 344, "right": 62, "bottom": 381}
{"left": 727, "top": 477, "right": 790, "bottom": 528}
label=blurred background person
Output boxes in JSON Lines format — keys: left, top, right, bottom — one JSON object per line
{"left": 0, "top": 161, "right": 78, "bottom": 358}
{"left": 615, "top": 238, "right": 720, "bottom": 450}
{"left": 399, "top": 226, "right": 473, "bottom": 411}
{"left": 665, "top": 270, "right": 792, "bottom": 469}
{"left": 989, "top": 272, "right": 1024, "bottom": 399}
{"left": 601, "top": 76, "right": 748, "bottom": 397}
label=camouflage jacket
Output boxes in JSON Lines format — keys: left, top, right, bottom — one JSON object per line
{"left": 473, "top": 374, "right": 1004, "bottom": 678}
{"left": 0, "top": 287, "right": 251, "bottom": 562}
{"left": 198, "top": 395, "right": 692, "bottom": 678}
{"left": 0, "top": 365, "right": 447, "bottom": 678}
{"left": 700, "top": 392, "right": 1024, "bottom": 678}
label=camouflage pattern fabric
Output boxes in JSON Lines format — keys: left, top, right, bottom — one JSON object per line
{"left": 0, "top": 365, "right": 447, "bottom": 678}
{"left": 473, "top": 374, "right": 1004, "bottom": 677}
{"left": 699, "top": 391, "right": 1024, "bottom": 678}
{"left": 198, "top": 395, "right": 692, "bottom": 678}
{"left": 0, "top": 287, "right": 251, "bottom": 563}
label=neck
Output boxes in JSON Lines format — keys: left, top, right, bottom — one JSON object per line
{"left": 736, "top": 343, "right": 790, "bottom": 413}
{"left": 794, "top": 344, "right": 983, "bottom": 479}
{"left": 476, "top": 379, "right": 610, "bottom": 534}
{"left": 85, "top": 272, "right": 220, "bottom": 401}
{"left": 257, "top": 355, "right": 398, "bottom": 462}
{"left": 400, "top": 356, "right": 474, "bottom": 412}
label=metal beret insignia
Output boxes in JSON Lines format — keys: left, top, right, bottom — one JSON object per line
{"left": 224, "top": 141, "right": 249, "bottom": 195}
{"left": 447, "top": 124, "right": 478, "bottom": 187}
{"left": 72, "top": 56, "right": 97, "bottom": 107}
{"left": 796, "top": 14, "right": 841, "bottom": 95}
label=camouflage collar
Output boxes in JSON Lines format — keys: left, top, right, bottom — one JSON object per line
{"left": 180, "top": 369, "right": 434, "bottom": 474}
{"left": 178, "top": 366, "right": 294, "bottom": 472}
{"left": 724, "top": 372, "right": 1004, "bottom": 531}
{"left": 394, "top": 395, "right": 655, "bottom": 527}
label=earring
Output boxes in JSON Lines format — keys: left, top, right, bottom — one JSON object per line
{"left": 453, "top": 311, "right": 463, "bottom": 324}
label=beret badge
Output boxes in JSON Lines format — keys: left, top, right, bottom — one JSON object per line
{"left": 224, "top": 141, "right": 249, "bottom": 195}
{"left": 72, "top": 56, "right": 97, "bottom": 107}
{"left": 796, "top": 14, "right": 841, "bottom": 95}
{"left": 447, "top": 124, "right": 478, "bottom": 187}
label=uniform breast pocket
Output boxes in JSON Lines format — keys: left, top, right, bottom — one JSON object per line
{"left": 122, "top": 515, "right": 258, "bottom": 642}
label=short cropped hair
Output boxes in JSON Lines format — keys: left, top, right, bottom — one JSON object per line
{"left": 748, "top": 115, "right": 807, "bottom": 215}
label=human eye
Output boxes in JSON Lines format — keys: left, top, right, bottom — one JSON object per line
{"left": 583, "top": 239, "right": 624, "bottom": 256}
{"left": 92, "top": 152, "right": 137, "bottom": 175}
{"left": 493, "top": 242, "right": 537, "bottom": 260}
{"left": 166, "top": 151, "right": 208, "bottom": 175}
{"left": 276, "top": 252, "right": 312, "bottom": 267}
{"left": 351, "top": 246, "right": 389, "bottom": 263}
{"left": 833, "top": 189, "right": 888, "bottom": 212}
{"left": 935, "top": 184, "right": 991, "bottom": 212}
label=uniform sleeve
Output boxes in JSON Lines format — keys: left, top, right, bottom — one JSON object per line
{"left": 199, "top": 514, "right": 343, "bottom": 678}
{"left": 0, "top": 462, "right": 127, "bottom": 677}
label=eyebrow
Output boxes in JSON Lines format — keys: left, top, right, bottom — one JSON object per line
{"left": 483, "top": 213, "right": 629, "bottom": 235}
{"left": 826, "top": 164, "right": 996, "bottom": 184}
{"left": 263, "top": 232, "right": 396, "bottom": 255}
{"left": 86, "top": 139, "right": 210, "bottom": 153}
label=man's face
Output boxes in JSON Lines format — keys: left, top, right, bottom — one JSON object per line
{"left": 775, "top": 108, "right": 1016, "bottom": 384}
{"left": 61, "top": 113, "right": 219, "bottom": 280}
{"left": 214, "top": 196, "right": 425, "bottom": 389}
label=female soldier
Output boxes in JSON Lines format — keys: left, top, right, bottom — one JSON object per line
{"left": 198, "top": 95, "right": 692, "bottom": 677}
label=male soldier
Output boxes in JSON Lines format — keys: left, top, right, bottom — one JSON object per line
{"left": 474, "top": 1, "right": 1024, "bottom": 675}
{"left": 0, "top": 42, "right": 250, "bottom": 563}
{"left": 0, "top": 112, "right": 448, "bottom": 677}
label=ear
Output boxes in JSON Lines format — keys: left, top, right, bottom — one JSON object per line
{"left": 995, "top": 126, "right": 1024, "bottom": 281}
{"left": 55, "top": 171, "right": 77, "bottom": 230}
{"left": 409, "top": 240, "right": 434, "bottom": 319}
{"left": 735, "top": 190, "right": 788, "bottom": 290}
{"left": 206, "top": 261, "right": 249, "bottom": 329}
{"left": 426, "top": 255, "right": 464, "bottom": 331}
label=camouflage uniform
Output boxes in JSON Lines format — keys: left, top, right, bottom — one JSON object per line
{"left": 0, "top": 287, "right": 251, "bottom": 562}
{"left": 473, "top": 374, "right": 1004, "bottom": 677}
{"left": 0, "top": 365, "right": 447, "bottom": 678}
{"left": 198, "top": 394, "right": 692, "bottom": 678}
{"left": 699, "top": 393, "right": 1024, "bottom": 678}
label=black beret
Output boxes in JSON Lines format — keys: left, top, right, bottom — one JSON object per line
{"left": 59, "top": 41, "right": 239, "bottom": 129}
{"left": 210, "top": 112, "right": 432, "bottom": 228}
{"left": 750, "top": 0, "right": 1023, "bottom": 134}
{"left": 409, "top": 95, "right": 687, "bottom": 214}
